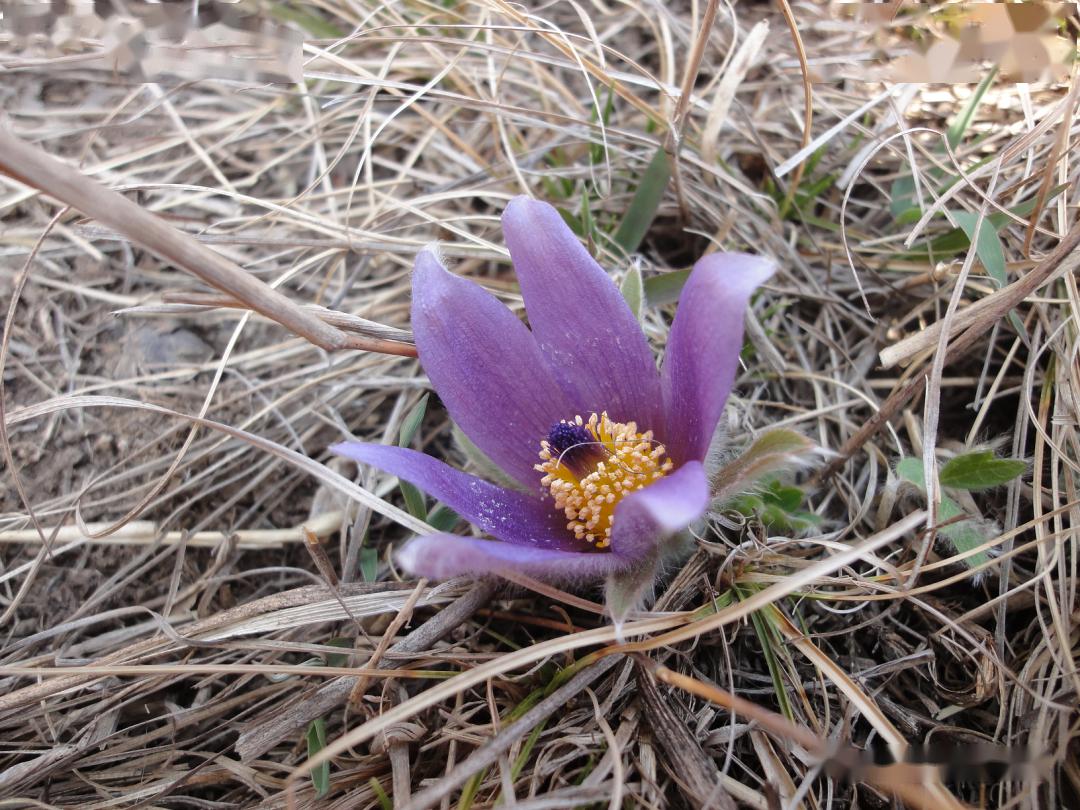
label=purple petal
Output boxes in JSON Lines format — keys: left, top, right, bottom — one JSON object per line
{"left": 502, "top": 197, "right": 663, "bottom": 434}
{"left": 610, "top": 461, "right": 709, "bottom": 562}
{"left": 397, "top": 533, "right": 621, "bottom": 581}
{"left": 661, "top": 253, "right": 775, "bottom": 464}
{"left": 411, "top": 248, "right": 574, "bottom": 489}
{"left": 330, "top": 442, "right": 581, "bottom": 550}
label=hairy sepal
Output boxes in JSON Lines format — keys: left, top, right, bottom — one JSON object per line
{"left": 709, "top": 429, "right": 818, "bottom": 507}
{"left": 605, "top": 555, "right": 658, "bottom": 640}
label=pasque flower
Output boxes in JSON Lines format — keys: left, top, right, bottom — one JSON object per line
{"left": 332, "top": 197, "right": 774, "bottom": 613}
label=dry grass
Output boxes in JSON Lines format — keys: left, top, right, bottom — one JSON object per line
{"left": 1, "top": 1, "right": 1078, "bottom": 808}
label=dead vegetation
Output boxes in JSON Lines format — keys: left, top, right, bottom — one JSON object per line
{"left": 1, "top": 1, "right": 1078, "bottom": 808}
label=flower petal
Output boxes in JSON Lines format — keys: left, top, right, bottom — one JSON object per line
{"left": 331, "top": 442, "right": 579, "bottom": 549}
{"left": 411, "top": 248, "right": 574, "bottom": 488}
{"left": 502, "top": 197, "right": 663, "bottom": 432}
{"left": 661, "top": 253, "right": 775, "bottom": 464}
{"left": 609, "top": 461, "right": 709, "bottom": 562}
{"left": 397, "top": 533, "right": 621, "bottom": 581}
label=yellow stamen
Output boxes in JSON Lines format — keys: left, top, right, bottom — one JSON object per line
{"left": 534, "top": 412, "right": 673, "bottom": 548}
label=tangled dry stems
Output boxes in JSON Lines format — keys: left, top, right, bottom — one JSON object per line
{"left": 0, "top": 2, "right": 1078, "bottom": 808}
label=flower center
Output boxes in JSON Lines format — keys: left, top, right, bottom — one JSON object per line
{"left": 535, "top": 412, "right": 673, "bottom": 548}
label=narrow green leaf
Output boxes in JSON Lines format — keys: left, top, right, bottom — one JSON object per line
{"left": 589, "top": 83, "right": 617, "bottom": 166}
{"left": 555, "top": 205, "right": 585, "bottom": 235}
{"left": 370, "top": 777, "right": 393, "bottom": 810}
{"left": 951, "top": 211, "right": 1007, "bottom": 288}
{"left": 452, "top": 423, "right": 521, "bottom": 490}
{"left": 619, "top": 263, "right": 644, "bottom": 320}
{"left": 511, "top": 719, "right": 549, "bottom": 780}
{"left": 268, "top": 3, "right": 345, "bottom": 38}
{"left": 359, "top": 543, "right": 378, "bottom": 582}
{"left": 458, "top": 772, "right": 480, "bottom": 810}
{"left": 399, "top": 481, "right": 427, "bottom": 520}
{"left": 427, "top": 504, "right": 460, "bottom": 532}
{"left": 306, "top": 718, "right": 331, "bottom": 798}
{"left": 889, "top": 173, "right": 920, "bottom": 218}
{"left": 324, "top": 637, "right": 352, "bottom": 669}
{"left": 742, "top": 591, "right": 794, "bottom": 722}
{"left": 397, "top": 395, "right": 430, "bottom": 519}
{"left": 580, "top": 193, "right": 596, "bottom": 251}
{"left": 992, "top": 182, "right": 1069, "bottom": 226}
{"left": 947, "top": 67, "right": 997, "bottom": 150}
{"left": 613, "top": 146, "right": 671, "bottom": 253}
{"left": 642, "top": 267, "right": 691, "bottom": 306}
{"left": 939, "top": 450, "right": 1026, "bottom": 490}
{"left": 398, "top": 394, "right": 429, "bottom": 447}
{"left": 888, "top": 68, "right": 995, "bottom": 222}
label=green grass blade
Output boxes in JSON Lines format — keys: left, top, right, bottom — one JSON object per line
{"left": 613, "top": 146, "right": 670, "bottom": 253}
{"left": 370, "top": 777, "right": 393, "bottom": 810}
{"left": 398, "top": 395, "right": 430, "bottom": 519}
{"left": 306, "top": 718, "right": 331, "bottom": 798}
{"left": 947, "top": 67, "right": 997, "bottom": 150}
{"left": 269, "top": 3, "right": 345, "bottom": 38}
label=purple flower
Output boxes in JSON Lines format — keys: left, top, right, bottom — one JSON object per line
{"left": 332, "top": 197, "right": 774, "bottom": 612}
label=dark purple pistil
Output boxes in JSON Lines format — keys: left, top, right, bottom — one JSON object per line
{"left": 547, "top": 421, "right": 605, "bottom": 475}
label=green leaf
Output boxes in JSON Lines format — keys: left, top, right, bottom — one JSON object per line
{"left": 555, "top": 205, "right": 585, "bottom": 235}
{"left": 947, "top": 67, "right": 997, "bottom": 150}
{"left": 269, "top": 3, "right": 345, "bottom": 38}
{"left": 452, "top": 423, "right": 521, "bottom": 490}
{"left": 895, "top": 456, "right": 925, "bottom": 488}
{"left": 992, "top": 182, "right": 1069, "bottom": 226}
{"left": 580, "top": 193, "right": 596, "bottom": 250}
{"left": 895, "top": 456, "right": 996, "bottom": 570}
{"left": 306, "top": 718, "right": 331, "bottom": 798}
{"left": 426, "top": 504, "right": 460, "bottom": 532}
{"left": 613, "top": 146, "right": 671, "bottom": 253}
{"left": 397, "top": 395, "right": 430, "bottom": 520}
{"left": 324, "top": 637, "right": 352, "bottom": 669}
{"left": 738, "top": 587, "right": 794, "bottom": 722}
{"left": 729, "top": 493, "right": 764, "bottom": 513}
{"left": 951, "top": 211, "right": 1007, "bottom": 288}
{"left": 642, "top": 267, "right": 691, "bottom": 306}
{"left": 890, "top": 173, "right": 919, "bottom": 218}
{"left": 732, "top": 479, "right": 820, "bottom": 533}
{"left": 937, "top": 495, "right": 994, "bottom": 569}
{"left": 939, "top": 450, "right": 1026, "bottom": 490}
{"left": 398, "top": 394, "right": 429, "bottom": 447}
{"left": 711, "top": 429, "right": 816, "bottom": 505}
{"left": 888, "top": 68, "right": 995, "bottom": 221}
{"left": 589, "top": 83, "right": 617, "bottom": 166}
{"left": 619, "top": 263, "right": 644, "bottom": 320}
{"left": 399, "top": 481, "right": 427, "bottom": 520}
{"left": 771, "top": 483, "right": 804, "bottom": 513}
{"left": 359, "top": 543, "right": 378, "bottom": 582}
{"left": 369, "top": 777, "right": 393, "bottom": 810}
